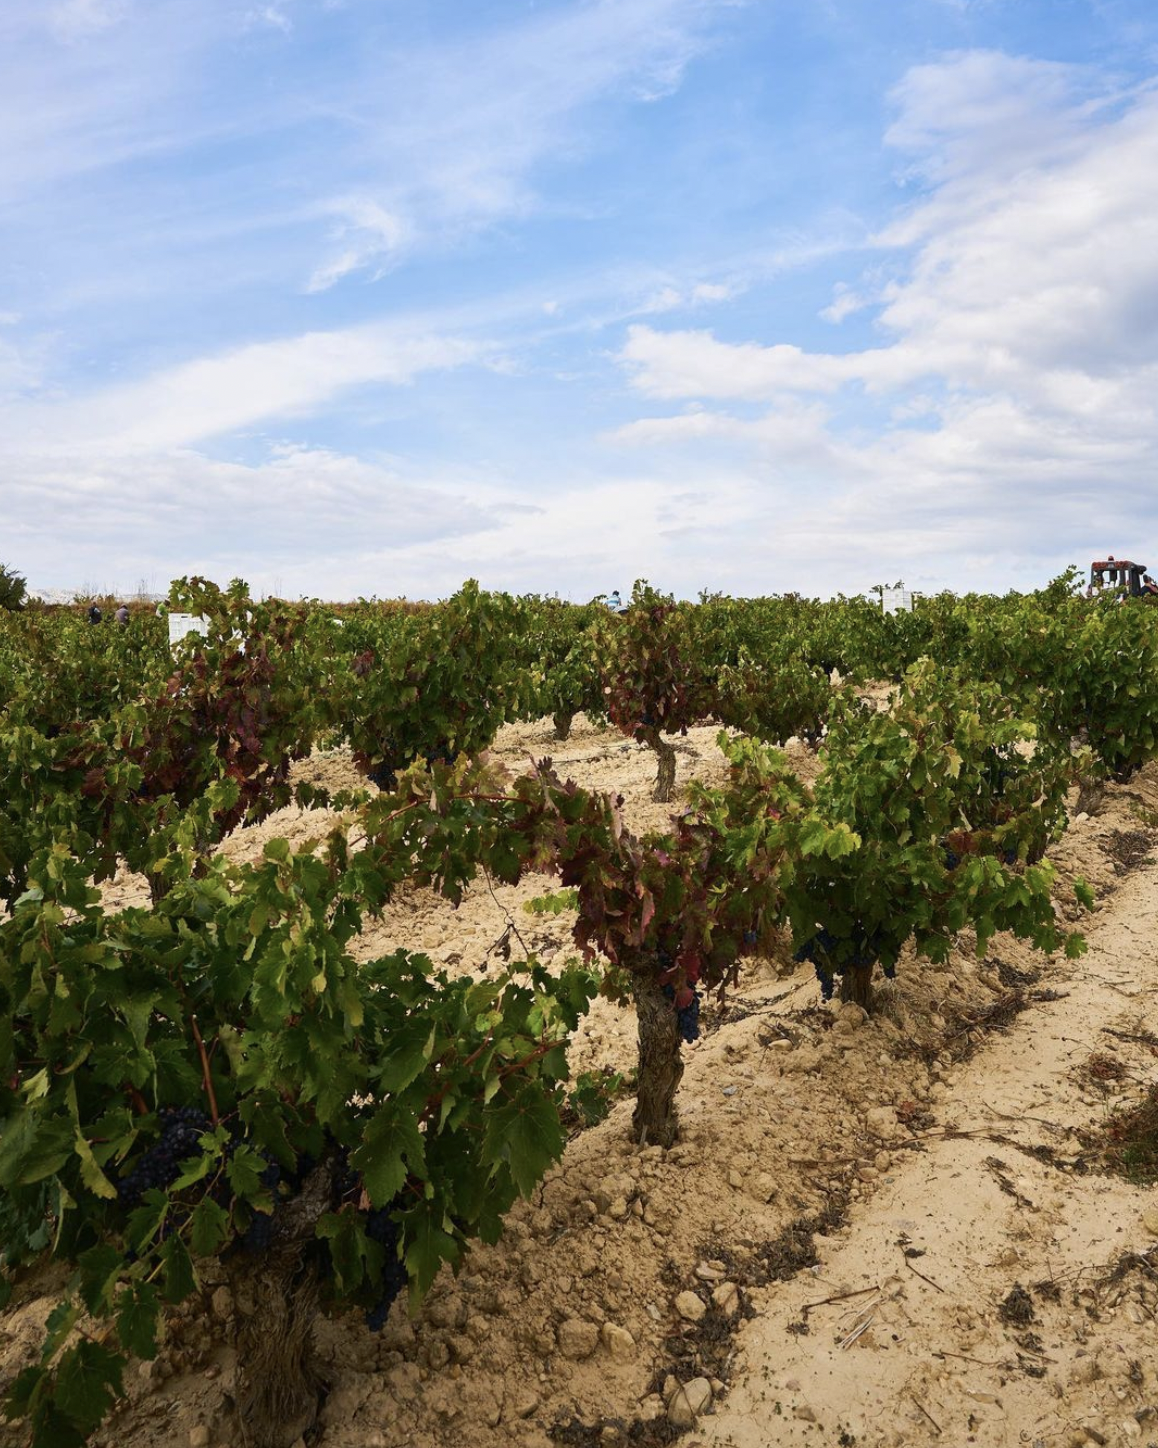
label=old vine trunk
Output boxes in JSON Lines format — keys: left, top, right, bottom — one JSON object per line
{"left": 226, "top": 1159, "right": 335, "bottom": 1448}
{"left": 839, "top": 964, "right": 875, "bottom": 1012}
{"left": 639, "top": 725, "right": 676, "bottom": 804}
{"left": 631, "top": 967, "right": 684, "bottom": 1147}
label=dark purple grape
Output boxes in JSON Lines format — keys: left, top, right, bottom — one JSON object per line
{"left": 677, "top": 989, "right": 700, "bottom": 1044}
{"left": 117, "top": 1107, "right": 210, "bottom": 1206}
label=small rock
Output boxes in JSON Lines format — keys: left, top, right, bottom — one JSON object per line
{"left": 727, "top": 1169, "right": 744, "bottom": 1189}
{"left": 601, "top": 1323, "right": 636, "bottom": 1361}
{"left": 712, "top": 1282, "right": 740, "bottom": 1317}
{"left": 793, "top": 1403, "right": 818, "bottom": 1423}
{"left": 210, "top": 1287, "right": 233, "bottom": 1320}
{"left": 864, "top": 1106, "right": 899, "bottom": 1138}
{"left": 1143, "top": 1207, "right": 1158, "bottom": 1237}
{"left": 189, "top": 1429, "right": 210, "bottom": 1448}
{"left": 675, "top": 1290, "right": 707, "bottom": 1323}
{"left": 513, "top": 1389, "right": 541, "bottom": 1418}
{"left": 558, "top": 1318, "right": 600, "bottom": 1360}
{"left": 668, "top": 1378, "right": 712, "bottom": 1428}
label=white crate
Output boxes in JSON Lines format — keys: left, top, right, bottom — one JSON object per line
{"left": 167, "top": 613, "right": 209, "bottom": 653}
{"left": 881, "top": 589, "right": 913, "bottom": 615}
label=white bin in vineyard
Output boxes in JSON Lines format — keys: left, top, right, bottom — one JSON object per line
{"left": 167, "top": 613, "right": 209, "bottom": 654}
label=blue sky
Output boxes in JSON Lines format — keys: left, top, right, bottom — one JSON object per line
{"left": 4, "top": 0, "right": 1158, "bottom": 600}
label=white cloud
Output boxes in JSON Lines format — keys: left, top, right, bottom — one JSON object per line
{"left": 302, "top": 0, "right": 734, "bottom": 268}
{"left": 636, "top": 280, "right": 736, "bottom": 314}
{"left": 607, "top": 53, "right": 1158, "bottom": 589}
{"left": 244, "top": 5, "right": 291, "bottom": 34}
{"left": 306, "top": 198, "right": 410, "bottom": 292}
{"left": 11, "top": 442, "right": 498, "bottom": 597}
{"left": 820, "top": 283, "right": 867, "bottom": 324}
{"left": 690, "top": 282, "right": 731, "bottom": 304}
{"left": 8, "top": 323, "right": 485, "bottom": 451}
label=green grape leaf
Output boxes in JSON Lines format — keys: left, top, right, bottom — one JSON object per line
{"left": 115, "top": 1282, "right": 159, "bottom": 1359}
{"left": 481, "top": 1082, "right": 563, "bottom": 1198}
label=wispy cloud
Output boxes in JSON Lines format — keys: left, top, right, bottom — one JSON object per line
{"left": 7, "top": 442, "right": 498, "bottom": 596}
{"left": 610, "top": 51, "right": 1158, "bottom": 584}
{"left": 49, "top": 0, "right": 129, "bottom": 42}
{"left": 9, "top": 323, "right": 486, "bottom": 451}
{"left": 8, "top": 5, "right": 1158, "bottom": 601}
{"left": 306, "top": 197, "right": 410, "bottom": 293}
{"left": 299, "top": 0, "right": 738, "bottom": 281}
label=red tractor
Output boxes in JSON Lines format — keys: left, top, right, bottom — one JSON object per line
{"left": 1088, "top": 558, "right": 1158, "bottom": 599}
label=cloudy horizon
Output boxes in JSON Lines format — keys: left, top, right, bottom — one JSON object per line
{"left": 3, "top": 1, "right": 1158, "bottom": 602}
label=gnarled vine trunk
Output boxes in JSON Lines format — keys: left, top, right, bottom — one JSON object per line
{"left": 631, "top": 968, "right": 683, "bottom": 1147}
{"left": 552, "top": 711, "right": 574, "bottom": 742}
{"left": 226, "top": 1159, "right": 335, "bottom": 1448}
{"left": 639, "top": 725, "right": 676, "bottom": 804}
{"left": 839, "top": 964, "right": 875, "bottom": 1012}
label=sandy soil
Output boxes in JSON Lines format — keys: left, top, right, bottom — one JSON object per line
{"left": 4, "top": 718, "right": 1158, "bottom": 1448}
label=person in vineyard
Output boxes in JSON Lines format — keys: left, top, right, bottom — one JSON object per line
{"left": 87, "top": 603, "right": 102, "bottom": 624}
{"left": 115, "top": 603, "right": 130, "bottom": 625}
{"left": 603, "top": 589, "right": 622, "bottom": 611}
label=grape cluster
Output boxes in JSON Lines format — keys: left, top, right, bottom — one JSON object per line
{"left": 676, "top": 989, "right": 701, "bottom": 1045}
{"left": 367, "top": 762, "right": 397, "bottom": 792}
{"left": 792, "top": 927, "right": 838, "bottom": 965}
{"left": 117, "top": 1107, "right": 209, "bottom": 1205}
{"left": 423, "top": 746, "right": 459, "bottom": 769}
{"left": 660, "top": 982, "right": 701, "bottom": 1044}
{"left": 793, "top": 929, "right": 879, "bottom": 1000}
{"left": 943, "top": 848, "right": 961, "bottom": 871}
{"left": 363, "top": 1206, "right": 407, "bottom": 1331}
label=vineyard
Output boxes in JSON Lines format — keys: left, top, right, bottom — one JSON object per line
{"left": 2, "top": 574, "right": 1158, "bottom": 1448}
